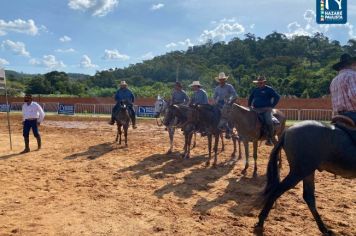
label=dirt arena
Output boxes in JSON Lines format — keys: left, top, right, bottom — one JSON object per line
{"left": 0, "top": 114, "right": 355, "bottom": 236}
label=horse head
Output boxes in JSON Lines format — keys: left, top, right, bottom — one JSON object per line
{"left": 154, "top": 97, "right": 168, "bottom": 118}
{"left": 163, "top": 104, "right": 181, "bottom": 127}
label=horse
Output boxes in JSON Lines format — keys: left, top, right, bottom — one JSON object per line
{"left": 164, "top": 104, "right": 239, "bottom": 167}
{"left": 255, "top": 120, "right": 356, "bottom": 235}
{"left": 114, "top": 100, "right": 130, "bottom": 147}
{"left": 220, "top": 103, "right": 286, "bottom": 177}
{"left": 154, "top": 97, "right": 197, "bottom": 154}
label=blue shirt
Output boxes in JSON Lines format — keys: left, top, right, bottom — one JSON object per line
{"left": 248, "top": 85, "right": 280, "bottom": 108}
{"left": 171, "top": 89, "right": 189, "bottom": 105}
{"left": 115, "top": 88, "right": 135, "bottom": 104}
{"left": 190, "top": 89, "right": 209, "bottom": 105}
{"left": 213, "top": 83, "right": 238, "bottom": 107}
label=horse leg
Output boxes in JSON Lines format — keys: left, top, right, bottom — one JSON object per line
{"left": 303, "top": 173, "right": 332, "bottom": 235}
{"left": 213, "top": 133, "right": 219, "bottom": 167}
{"left": 220, "top": 133, "right": 225, "bottom": 153}
{"left": 241, "top": 141, "right": 249, "bottom": 175}
{"left": 184, "top": 132, "right": 193, "bottom": 159}
{"left": 229, "top": 136, "right": 237, "bottom": 164}
{"left": 115, "top": 124, "right": 119, "bottom": 142}
{"left": 255, "top": 173, "right": 301, "bottom": 233}
{"left": 124, "top": 125, "right": 128, "bottom": 147}
{"left": 192, "top": 132, "right": 197, "bottom": 149}
{"left": 167, "top": 128, "right": 174, "bottom": 154}
{"left": 181, "top": 134, "right": 188, "bottom": 158}
{"left": 118, "top": 125, "right": 122, "bottom": 144}
{"left": 253, "top": 141, "right": 258, "bottom": 178}
{"left": 206, "top": 134, "right": 212, "bottom": 167}
{"left": 238, "top": 139, "right": 242, "bottom": 160}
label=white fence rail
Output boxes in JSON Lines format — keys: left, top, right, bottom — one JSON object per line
{"left": 2, "top": 102, "right": 335, "bottom": 121}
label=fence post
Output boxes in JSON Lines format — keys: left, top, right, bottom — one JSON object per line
{"left": 42, "top": 103, "right": 46, "bottom": 112}
{"left": 93, "top": 104, "right": 96, "bottom": 115}
{"left": 297, "top": 110, "right": 301, "bottom": 121}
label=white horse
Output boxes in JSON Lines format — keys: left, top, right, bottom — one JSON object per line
{"left": 154, "top": 96, "right": 197, "bottom": 154}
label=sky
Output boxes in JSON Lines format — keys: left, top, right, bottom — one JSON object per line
{"left": 0, "top": 0, "right": 355, "bottom": 75}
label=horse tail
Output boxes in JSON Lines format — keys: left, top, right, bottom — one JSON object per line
{"left": 264, "top": 131, "right": 285, "bottom": 196}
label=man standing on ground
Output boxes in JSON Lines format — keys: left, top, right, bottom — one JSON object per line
{"left": 21, "top": 94, "right": 45, "bottom": 153}
{"left": 330, "top": 53, "right": 356, "bottom": 123}
{"left": 248, "top": 76, "right": 280, "bottom": 146}
{"left": 109, "top": 81, "right": 137, "bottom": 129}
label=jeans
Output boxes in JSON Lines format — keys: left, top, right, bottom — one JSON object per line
{"left": 254, "top": 107, "right": 274, "bottom": 139}
{"left": 23, "top": 119, "right": 40, "bottom": 138}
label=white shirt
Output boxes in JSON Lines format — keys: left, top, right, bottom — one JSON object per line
{"left": 22, "top": 102, "right": 45, "bottom": 123}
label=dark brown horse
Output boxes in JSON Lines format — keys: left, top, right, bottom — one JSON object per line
{"left": 220, "top": 103, "right": 286, "bottom": 177}
{"left": 114, "top": 101, "right": 130, "bottom": 147}
{"left": 255, "top": 120, "right": 356, "bottom": 235}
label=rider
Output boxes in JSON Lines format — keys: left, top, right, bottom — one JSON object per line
{"left": 330, "top": 53, "right": 356, "bottom": 123}
{"left": 189, "top": 81, "right": 209, "bottom": 135}
{"left": 248, "top": 75, "right": 280, "bottom": 146}
{"left": 171, "top": 81, "right": 190, "bottom": 105}
{"left": 189, "top": 81, "right": 209, "bottom": 105}
{"left": 213, "top": 72, "right": 238, "bottom": 139}
{"left": 109, "top": 81, "right": 137, "bottom": 129}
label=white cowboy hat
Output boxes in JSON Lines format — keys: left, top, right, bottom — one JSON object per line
{"left": 253, "top": 75, "right": 267, "bottom": 83}
{"left": 120, "top": 81, "right": 128, "bottom": 86}
{"left": 215, "top": 72, "right": 229, "bottom": 82}
{"left": 189, "top": 81, "right": 202, "bottom": 87}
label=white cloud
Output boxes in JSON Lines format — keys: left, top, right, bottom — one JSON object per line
{"left": 178, "top": 38, "right": 193, "bottom": 47}
{"left": 151, "top": 3, "right": 164, "bottom": 10}
{"left": 102, "top": 49, "right": 129, "bottom": 60}
{"left": 30, "top": 55, "right": 66, "bottom": 69}
{"left": 0, "top": 58, "right": 9, "bottom": 66}
{"left": 0, "top": 19, "right": 39, "bottom": 36}
{"left": 285, "top": 9, "right": 356, "bottom": 39}
{"left": 140, "top": 52, "right": 154, "bottom": 60}
{"left": 59, "top": 35, "right": 72, "bottom": 42}
{"left": 2, "top": 40, "right": 30, "bottom": 57}
{"left": 166, "top": 42, "right": 177, "bottom": 48}
{"left": 80, "top": 54, "right": 98, "bottom": 68}
{"left": 199, "top": 22, "right": 245, "bottom": 42}
{"left": 68, "top": 0, "right": 119, "bottom": 17}
{"left": 55, "top": 48, "right": 76, "bottom": 53}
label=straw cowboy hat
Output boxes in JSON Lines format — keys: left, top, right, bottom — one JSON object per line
{"left": 253, "top": 75, "right": 267, "bottom": 83}
{"left": 332, "top": 53, "right": 356, "bottom": 71}
{"left": 189, "top": 81, "right": 202, "bottom": 87}
{"left": 120, "top": 81, "right": 128, "bottom": 86}
{"left": 215, "top": 72, "right": 229, "bottom": 82}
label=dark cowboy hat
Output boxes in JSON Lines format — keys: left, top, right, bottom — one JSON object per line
{"left": 332, "top": 53, "right": 356, "bottom": 71}
{"left": 253, "top": 75, "right": 267, "bottom": 83}
{"left": 175, "top": 81, "right": 183, "bottom": 88}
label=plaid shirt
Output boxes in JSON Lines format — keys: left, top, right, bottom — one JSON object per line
{"left": 330, "top": 69, "right": 356, "bottom": 112}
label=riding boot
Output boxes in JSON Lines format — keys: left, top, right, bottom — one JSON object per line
{"left": 131, "top": 115, "right": 137, "bottom": 129}
{"left": 225, "top": 123, "right": 232, "bottom": 139}
{"left": 265, "top": 124, "right": 274, "bottom": 146}
{"left": 109, "top": 115, "right": 115, "bottom": 125}
{"left": 36, "top": 136, "right": 42, "bottom": 150}
{"left": 20, "top": 137, "right": 30, "bottom": 153}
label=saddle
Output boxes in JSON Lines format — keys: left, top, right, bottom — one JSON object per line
{"left": 331, "top": 115, "right": 356, "bottom": 144}
{"left": 256, "top": 111, "right": 280, "bottom": 139}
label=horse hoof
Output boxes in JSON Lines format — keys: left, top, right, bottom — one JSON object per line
{"left": 241, "top": 169, "right": 247, "bottom": 175}
{"left": 253, "top": 223, "right": 264, "bottom": 235}
{"left": 253, "top": 172, "right": 258, "bottom": 178}
{"left": 212, "top": 163, "right": 217, "bottom": 168}
{"left": 166, "top": 150, "right": 172, "bottom": 155}
{"left": 205, "top": 162, "right": 210, "bottom": 167}
{"left": 185, "top": 155, "right": 190, "bottom": 159}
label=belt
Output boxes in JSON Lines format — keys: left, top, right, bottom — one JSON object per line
{"left": 25, "top": 118, "right": 38, "bottom": 121}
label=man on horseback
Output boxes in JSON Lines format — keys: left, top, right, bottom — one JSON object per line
{"left": 171, "top": 82, "right": 189, "bottom": 105}
{"left": 330, "top": 53, "right": 356, "bottom": 123}
{"left": 109, "top": 81, "right": 137, "bottom": 129}
{"left": 189, "top": 81, "right": 209, "bottom": 105}
{"left": 248, "top": 76, "right": 280, "bottom": 146}
{"left": 213, "top": 72, "right": 238, "bottom": 139}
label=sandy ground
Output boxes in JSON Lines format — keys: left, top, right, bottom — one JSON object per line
{"left": 0, "top": 114, "right": 355, "bottom": 236}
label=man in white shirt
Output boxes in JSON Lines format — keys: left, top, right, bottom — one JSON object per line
{"left": 21, "top": 94, "right": 45, "bottom": 153}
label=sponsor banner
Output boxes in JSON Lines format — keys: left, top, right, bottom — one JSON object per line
{"left": 137, "top": 106, "right": 155, "bottom": 117}
{"left": 58, "top": 104, "right": 75, "bottom": 115}
{"left": 0, "top": 103, "right": 10, "bottom": 112}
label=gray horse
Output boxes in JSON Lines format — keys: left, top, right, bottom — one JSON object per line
{"left": 114, "top": 101, "right": 130, "bottom": 147}
{"left": 255, "top": 120, "right": 356, "bottom": 235}
{"left": 220, "top": 103, "right": 286, "bottom": 177}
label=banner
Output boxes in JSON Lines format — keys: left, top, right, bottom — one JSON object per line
{"left": 0, "top": 103, "right": 10, "bottom": 112}
{"left": 58, "top": 104, "right": 75, "bottom": 115}
{"left": 137, "top": 106, "right": 155, "bottom": 117}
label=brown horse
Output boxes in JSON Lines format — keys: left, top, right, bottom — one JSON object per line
{"left": 220, "top": 103, "right": 286, "bottom": 177}
{"left": 114, "top": 101, "right": 130, "bottom": 147}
